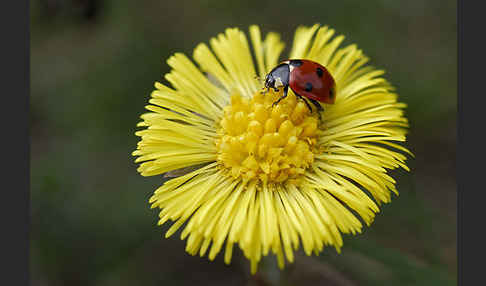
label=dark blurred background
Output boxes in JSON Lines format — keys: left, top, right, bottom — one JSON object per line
{"left": 30, "top": 0, "right": 457, "bottom": 285}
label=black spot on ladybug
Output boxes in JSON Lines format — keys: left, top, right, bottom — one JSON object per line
{"left": 305, "top": 82, "right": 313, "bottom": 92}
{"left": 316, "top": 67, "right": 323, "bottom": 77}
{"left": 289, "top": 60, "right": 303, "bottom": 67}
{"left": 329, "top": 88, "right": 334, "bottom": 98}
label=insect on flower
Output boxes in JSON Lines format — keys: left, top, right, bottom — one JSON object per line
{"left": 133, "top": 24, "right": 412, "bottom": 274}
{"left": 263, "top": 59, "right": 336, "bottom": 113}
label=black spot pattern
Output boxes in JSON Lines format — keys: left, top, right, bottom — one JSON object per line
{"left": 316, "top": 67, "right": 323, "bottom": 77}
{"left": 289, "top": 59, "right": 303, "bottom": 67}
{"left": 329, "top": 88, "right": 334, "bottom": 98}
{"left": 305, "top": 82, "right": 313, "bottom": 92}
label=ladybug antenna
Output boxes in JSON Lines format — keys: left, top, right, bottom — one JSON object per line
{"left": 254, "top": 75, "right": 264, "bottom": 83}
{"left": 261, "top": 87, "right": 269, "bottom": 95}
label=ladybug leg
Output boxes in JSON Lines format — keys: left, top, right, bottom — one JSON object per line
{"left": 294, "top": 92, "right": 313, "bottom": 113}
{"left": 272, "top": 86, "right": 289, "bottom": 107}
{"left": 309, "top": 98, "right": 324, "bottom": 112}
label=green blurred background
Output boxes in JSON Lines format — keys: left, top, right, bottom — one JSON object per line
{"left": 30, "top": 0, "right": 457, "bottom": 285}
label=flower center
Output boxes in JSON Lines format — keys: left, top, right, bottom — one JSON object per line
{"left": 215, "top": 89, "right": 320, "bottom": 184}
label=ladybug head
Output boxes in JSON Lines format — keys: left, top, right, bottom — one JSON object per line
{"left": 264, "top": 63, "right": 290, "bottom": 90}
{"left": 264, "top": 73, "right": 276, "bottom": 89}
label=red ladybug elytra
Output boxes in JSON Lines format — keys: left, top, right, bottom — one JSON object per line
{"left": 263, "top": 59, "right": 336, "bottom": 112}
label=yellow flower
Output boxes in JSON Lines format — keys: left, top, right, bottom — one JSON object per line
{"left": 133, "top": 24, "right": 412, "bottom": 274}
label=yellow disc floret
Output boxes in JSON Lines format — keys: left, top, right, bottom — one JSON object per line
{"left": 215, "top": 89, "right": 320, "bottom": 185}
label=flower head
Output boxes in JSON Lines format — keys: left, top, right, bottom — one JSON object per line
{"left": 133, "top": 24, "right": 411, "bottom": 273}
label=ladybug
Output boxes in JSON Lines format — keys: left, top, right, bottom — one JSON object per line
{"left": 263, "top": 59, "right": 336, "bottom": 113}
